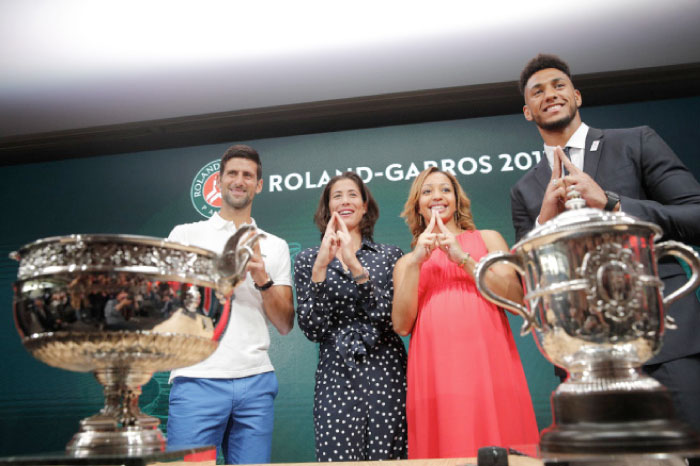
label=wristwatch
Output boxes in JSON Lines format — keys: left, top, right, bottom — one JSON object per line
{"left": 604, "top": 191, "right": 620, "bottom": 211}
{"left": 254, "top": 278, "right": 274, "bottom": 291}
{"left": 352, "top": 267, "right": 370, "bottom": 283}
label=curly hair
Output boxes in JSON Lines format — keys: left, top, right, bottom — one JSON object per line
{"left": 400, "top": 167, "right": 476, "bottom": 248}
{"left": 519, "top": 53, "right": 572, "bottom": 95}
{"left": 314, "top": 172, "right": 379, "bottom": 241}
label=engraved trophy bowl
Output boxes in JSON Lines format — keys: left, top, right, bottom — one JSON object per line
{"left": 10, "top": 226, "right": 262, "bottom": 457}
{"left": 475, "top": 202, "right": 700, "bottom": 454}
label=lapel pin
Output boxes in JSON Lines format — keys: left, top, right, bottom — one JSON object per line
{"left": 590, "top": 140, "right": 600, "bottom": 152}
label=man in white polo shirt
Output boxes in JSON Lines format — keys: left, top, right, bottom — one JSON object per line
{"left": 166, "top": 144, "right": 294, "bottom": 464}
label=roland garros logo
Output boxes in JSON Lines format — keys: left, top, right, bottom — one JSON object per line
{"left": 191, "top": 160, "right": 221, "bottom": 218}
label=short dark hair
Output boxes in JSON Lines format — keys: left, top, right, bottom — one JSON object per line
{"left": 220, "top": 144, "right": 262, "bottom": 179}
{"left": 313, "top": 172, "right": 379, "bottom": 242}
{"left": 519, "top": 54, "right": 572, "bottom": 94}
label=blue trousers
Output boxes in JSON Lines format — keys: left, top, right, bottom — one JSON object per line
{"left": 167, "top": 372, "right": 278, "bottom": 465}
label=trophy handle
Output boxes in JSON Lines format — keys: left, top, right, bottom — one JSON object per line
{"left": 656, "top": 240, "right": 700, "bottom": 327}
{"left": 475, "top": 251, "right": 538, "bottom": 336}
{"left": 215, "top": 226, "right": 266, "bottom": 298}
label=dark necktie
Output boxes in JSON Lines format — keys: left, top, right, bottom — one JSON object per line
{"left": 562, "top": 146, "right": 572, "bottom": 175}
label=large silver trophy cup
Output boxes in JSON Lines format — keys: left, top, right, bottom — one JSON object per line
{"left": 476, "top": 199, "right": 700, "bottom": 454}
{"left": 10, "top": 227, "right": 262, "bottom": 457}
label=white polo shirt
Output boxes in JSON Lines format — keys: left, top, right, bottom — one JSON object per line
{"left": 167, "top": 213, "right": 292, "bottom": 381}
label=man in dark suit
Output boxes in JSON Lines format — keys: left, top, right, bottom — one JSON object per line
{"left": 510, "top": 53, "right": 700, "bottom": 440}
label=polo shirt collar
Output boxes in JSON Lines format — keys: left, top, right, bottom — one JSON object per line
{"left": 207, "top": 212, "right": 258, "bottom": 231}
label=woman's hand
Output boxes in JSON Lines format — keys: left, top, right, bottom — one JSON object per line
{"left": 435, "top": 213, "right": 467, "bottom": 264}
{"left": 410, "top": 212, "right": 438, "bottom": 265}
{"left": 334, "top": 212, "right": 366, "bottom": 277}
{"left": 318, "top": 213, "right": 341, "bottom": 267}
{"left": 312, "top": 213, "right": 341, "bottom": 281}
{"left": 333, "top": 212, "right": 354, "bottom": 264}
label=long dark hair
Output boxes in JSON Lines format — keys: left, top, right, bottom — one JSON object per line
{"left": 314, "top": 172, "right": 379, "bottom": 241}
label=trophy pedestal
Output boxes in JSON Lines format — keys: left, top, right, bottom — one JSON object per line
{"left": 541, "top": 388, "right": 700, "bottom": 453}
{"left": 66, "top": 414, "right": 165, "bottom": 457}
{"left": 61, "top": 368, "right": 170, "bottom": 456}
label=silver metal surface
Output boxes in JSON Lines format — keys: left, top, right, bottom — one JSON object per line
{"left": 10, "top": 228, "right": 261, "bottom": 456}
{"left": 540, "top": 448, "right": 700, "bottom": 465}
{"left": 475, "top": 205, "right": 700, "bottom": 394}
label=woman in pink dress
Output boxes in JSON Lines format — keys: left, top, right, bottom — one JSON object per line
{"left": 392, "top": 167, "right": 539, "bottom": 459}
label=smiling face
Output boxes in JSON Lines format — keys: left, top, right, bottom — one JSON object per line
{"left": 418, "top": 172, "right": 457, "bottom": 226}
{"left": 523, "top": 67, "right": 582, "bottom": 132}
{"left": 217, "top": 157, "right": 263, "bottom": 211}
{"left": 328, "top": 178, "right": 367, "bottom": 231}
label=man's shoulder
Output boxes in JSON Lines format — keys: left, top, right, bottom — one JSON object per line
{"left": 596, "top": 125, "right": 654, "bottom": 139}
{"left": 256, "top": 227, "right": 289, "bottom": 249}
{"left": 168, "top": 218, "right": 214, "bottom": 240}
{"left": 170, "top": 218, "right": 211, "bottom": 233}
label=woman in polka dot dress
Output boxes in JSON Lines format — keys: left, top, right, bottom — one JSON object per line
{"left": 294, "top": 172, "right": 408, "bottom": 461}
{"left": 392, "top": 167, "right": 539, "bottom": 458}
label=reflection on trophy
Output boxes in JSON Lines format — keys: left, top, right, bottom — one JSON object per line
{"left": 475, "top": 197, "right": 700, "bottom": 455}
{"left": 10, "top": 226, "right": 262, "bottom": 457}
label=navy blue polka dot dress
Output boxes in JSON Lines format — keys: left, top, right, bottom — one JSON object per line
{"left": 295, "top": 239, "right": 408, "bottom": 462}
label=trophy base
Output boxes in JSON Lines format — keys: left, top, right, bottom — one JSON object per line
{"left": 541, "top": 388, "right": 700, "bottom": 453}
{"left": 66, "top": 413, "right": 165, "bottom": 456}
{"left": 540, "top": 448, "right": 700, "bottom": 465}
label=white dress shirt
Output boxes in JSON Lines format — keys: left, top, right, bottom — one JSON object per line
{"left": 535, "top": 123, "right": 596, "bottom": 228}
{"left": 543, "top": 122, "right": 589, "bottom": 172}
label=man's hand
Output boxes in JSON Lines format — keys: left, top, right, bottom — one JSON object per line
{"left": 561, "top": 153, "right": 607, "bottom": 209}
{"left": 245, "top": 233, "right": 269, "bottom": 287}
{"left": 538, "top": 146, "right": 568, "bottom": 223}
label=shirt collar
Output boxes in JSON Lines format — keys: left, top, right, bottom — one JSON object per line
{"left": 544, "top": 122, "right": 589, "bottom": 153}
{"left": 566, "top": 122, "right": 589, "bottom": 151}
{"left": 543, "top": 122, "right": 589, "bottom": 168}
{"left": 360, "top": 237, "right": 380, "bottom": 252}
{"left": 207, "top": 212, "right": 257, "bottom": 231}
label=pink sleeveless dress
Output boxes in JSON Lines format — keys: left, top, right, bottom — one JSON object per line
{"left": 407, "top": 230, "right": 539, "bottom": 458}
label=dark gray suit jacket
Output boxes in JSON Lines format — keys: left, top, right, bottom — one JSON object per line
{"left": 510, "top": 125, "right": 700, "bottom": 364}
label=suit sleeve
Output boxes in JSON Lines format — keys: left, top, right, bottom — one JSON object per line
{"left": 621, "top": 127, "right": 700, "bottom": 245}
{"left": 511, "top": 183, "right": 537, "bottom": 243}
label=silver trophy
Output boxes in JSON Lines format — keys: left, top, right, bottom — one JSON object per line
{"left": 10, "top": 226, "right": 262, "bottom": 457}
{"left": 475, "top": 198, "right": 700, "bottom": 454}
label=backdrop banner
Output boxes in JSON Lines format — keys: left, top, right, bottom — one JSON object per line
{"left": 1, "top": 96, "right": 699, "bottom": 461}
